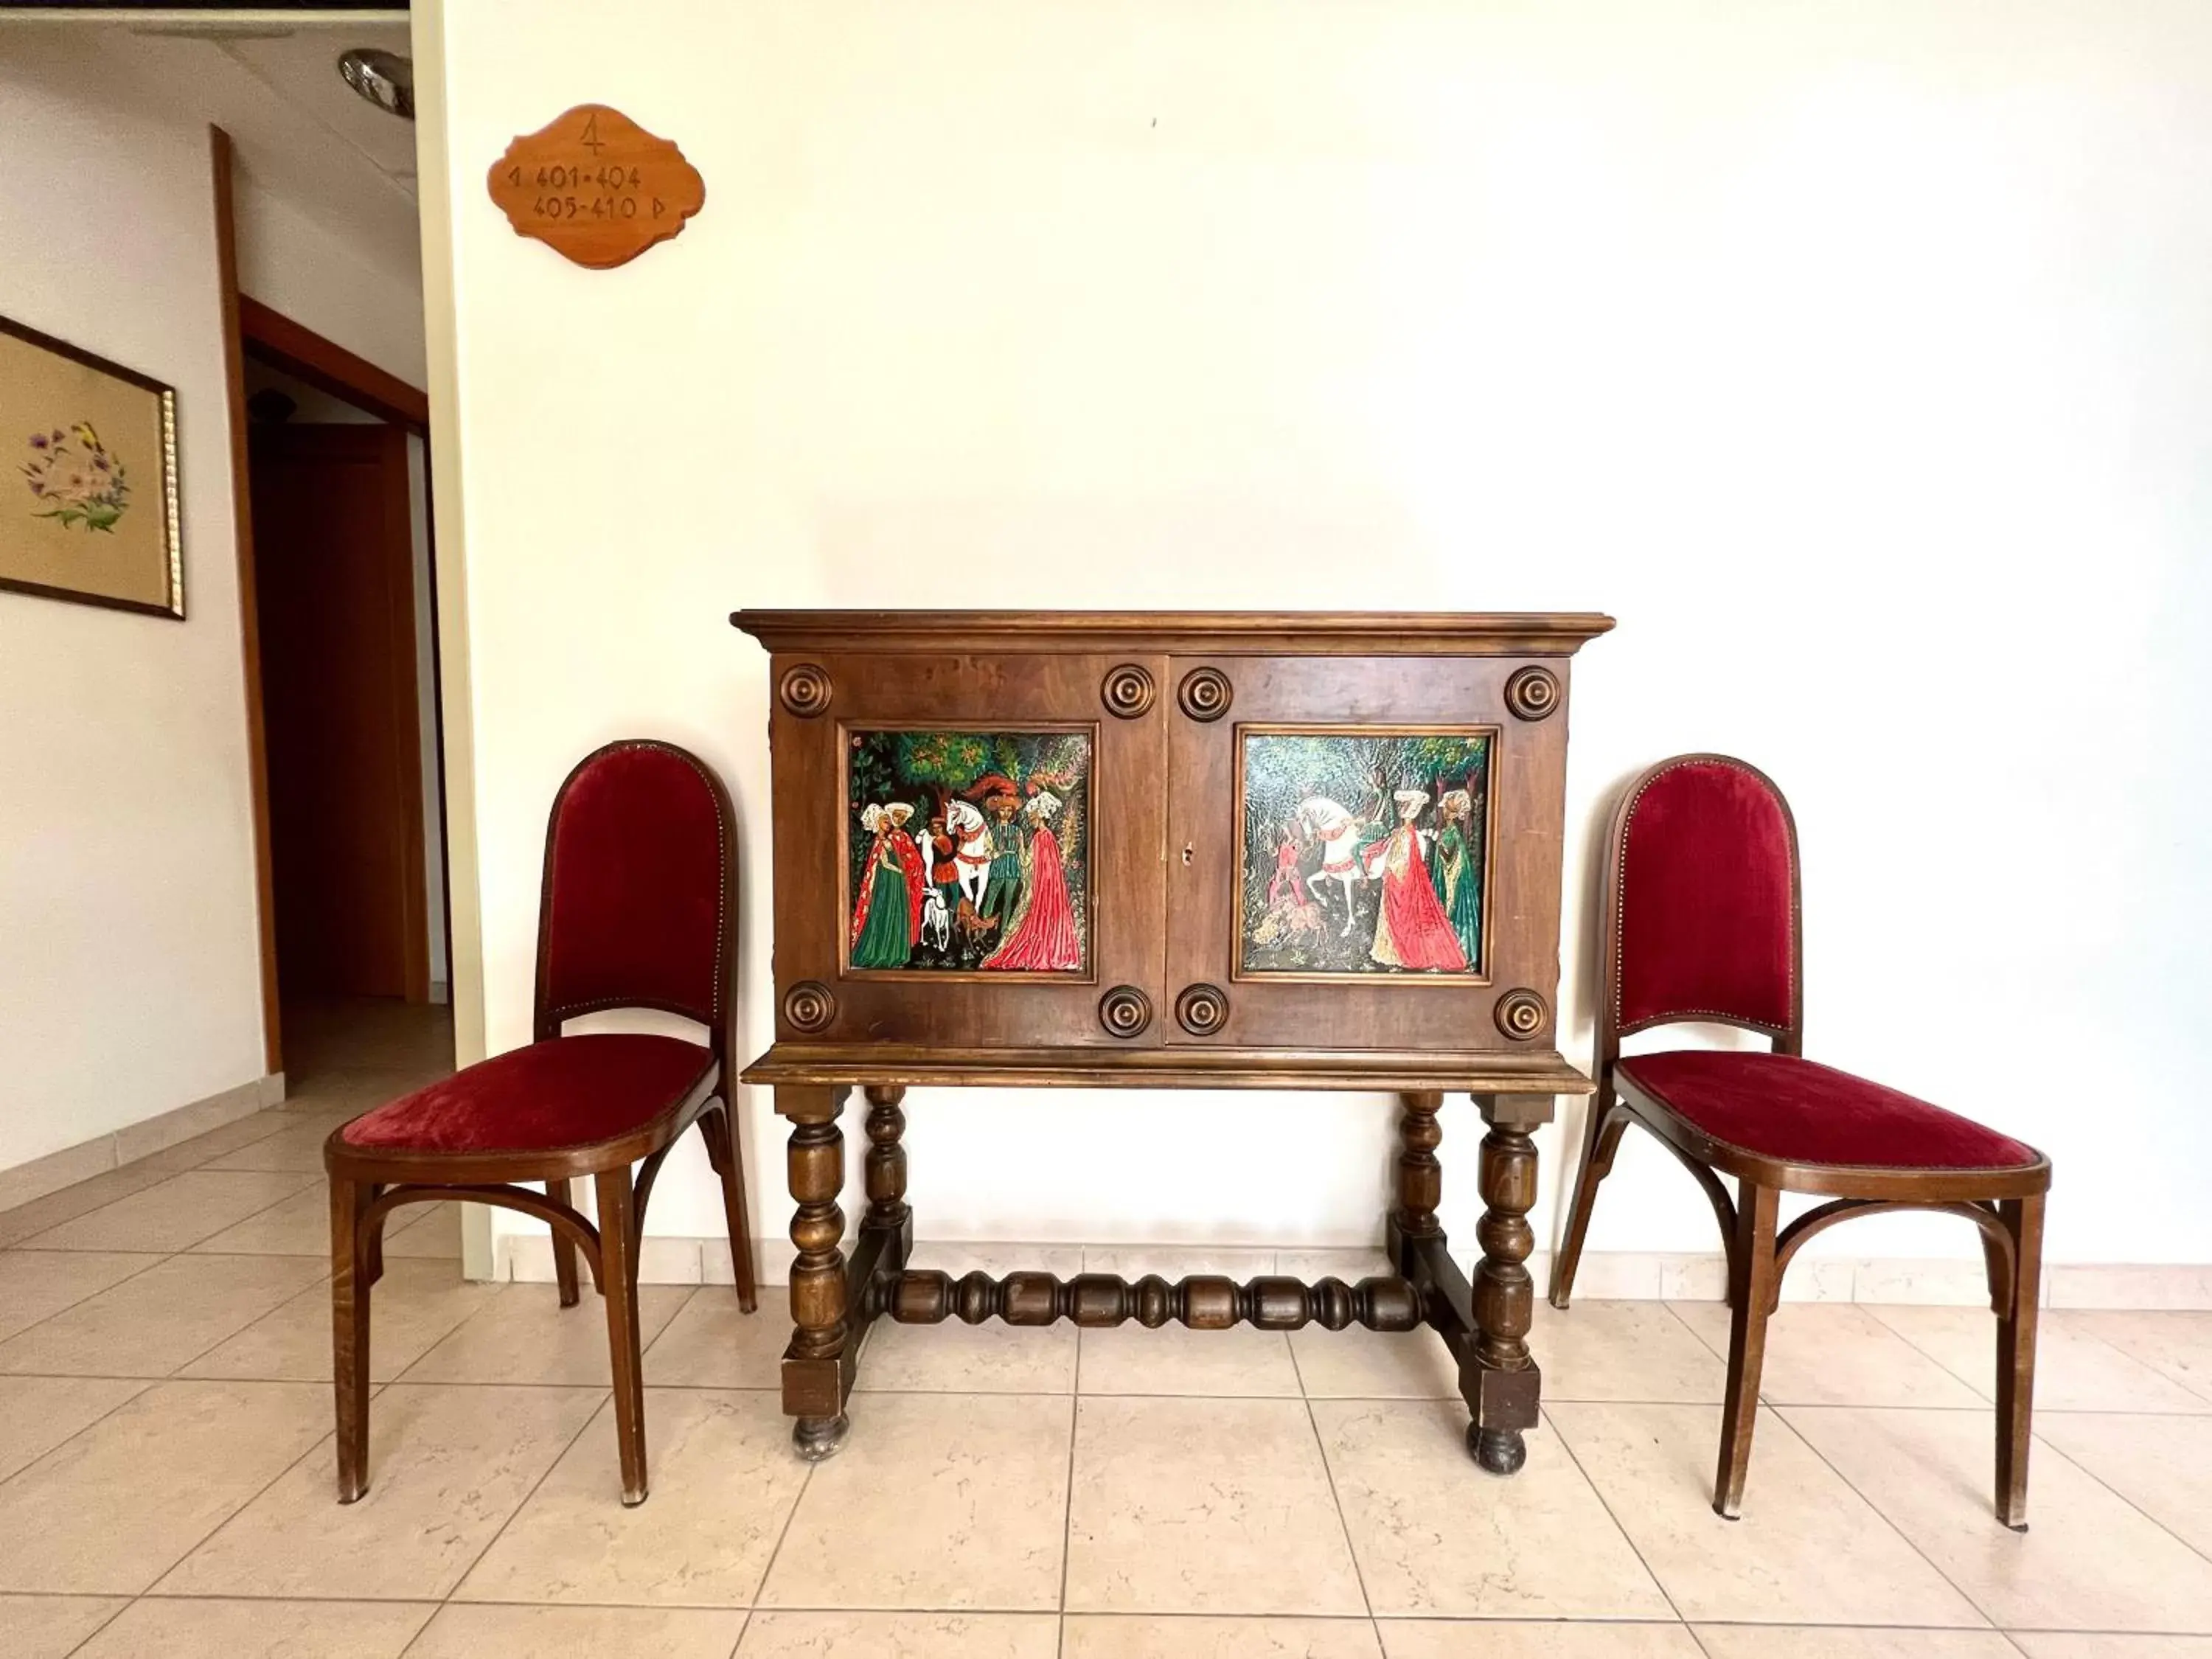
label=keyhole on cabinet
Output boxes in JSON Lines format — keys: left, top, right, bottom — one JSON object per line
{"left": 1181, "top": 842, "right": 1194, "bottom": 868}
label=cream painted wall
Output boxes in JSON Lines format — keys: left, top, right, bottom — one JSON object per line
{"left": 0, "top": 52, "right": 268, "bottom": 1167}
{"left": 235, "top": 181, "right": 429, "bottom": 389}
{"left": 431, "top": 0, "right": 2212, "bottom": 1268}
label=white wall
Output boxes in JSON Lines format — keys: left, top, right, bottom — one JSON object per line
{"left": 0, "top": 50, "right": 269, "bottom": 1168}
{"left": 235, "top": 181, "right": 428, "bottom": 389}
{"left": 431, "top": 0, "right": 2212, "bottom": 1272}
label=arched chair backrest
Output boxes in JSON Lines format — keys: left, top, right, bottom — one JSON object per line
{"left": 535, "top": 740, "right": 736, "bottom": 1037}
{"left": 1601, "top": 754, "right": 1801, "bottom": 1055}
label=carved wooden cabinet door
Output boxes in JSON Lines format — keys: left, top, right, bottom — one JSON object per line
{"left": 1163, "top": 654, "right": 1571, "bottom": 1054}
{"left": 766, "top": 649, "right": 1169, "bottom": 1048}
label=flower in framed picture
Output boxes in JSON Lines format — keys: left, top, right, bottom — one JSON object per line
{"left": 0, "top": 314, "right": 181, "bottom": 618}
{"left": 22, "top": 422, "right": 131, "bottom": 533}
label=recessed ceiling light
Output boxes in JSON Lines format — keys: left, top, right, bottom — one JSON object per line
{"left": 338, "top": 47, "right": 414, "bottom": 121}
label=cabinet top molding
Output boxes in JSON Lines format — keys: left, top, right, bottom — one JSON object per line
{"left": 731, "top": 610, "right": 1617, "bottom": 656}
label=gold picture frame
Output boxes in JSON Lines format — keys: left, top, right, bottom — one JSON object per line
{"left": 1, "top": 313, "right": 183, "bottom": 619}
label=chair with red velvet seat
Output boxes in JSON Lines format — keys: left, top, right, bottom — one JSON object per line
{"left": 324, "top": 739, "right": 756, "bottom": 1507}
{"left": 1548, "top": 754, "right": 2050, "bottom": 1527}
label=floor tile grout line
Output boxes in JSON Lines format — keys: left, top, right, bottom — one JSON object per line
{"left": 1861, "top": 1304, "right": 2007, "bottom": 1405}
{"left": 1541, "top": 1402, "right": 1696, "bottom": 1632}
{"left": 0, "top": 1242, "right": 198, "bottom": 1500}
{"left": 1287, "top": 1326, "right": 1383, "bottom": 1636}
{"left": 5, "top": 1172, "right": 307, "bottom": 1256}
{"left": 383, "top": 1262, "right": 567, "bottom": 1388}
{"left": 0, "top": 1245, "right": 179, "bottom": 1357}
{"left": 432, "top": 1382, "right": 615, "bottom": 1604}
{"left": 26, "top": 1360, "right": 2212, "bottom": 1418}
{"left": 17, "top": 1168, "right": 328, "bottom": 1258}
{"left": 0, "top": 1372, "right": 160, "bottom": 1493}
{"left": 57, "top": 1592, "right": 136, "bottom": 1659}
{"left": 380, "top": 1601, "right": 448, "bottom": 1659}
{"left": 2012, "top": 1419, "right": 2212, "bottom": 1573}
{"left": 1764, "top": 1402, "right": 2008, "bottom": 1633}
{"left": 118, "top": 1396, "right": 354, "bottom": 1613}
{"left": 1057, "top": 1326, "right": 1081, "bottom": 1657}
{"left": 41, "top": 1590, "right": 2212, "bottom": 1632}
{"left": 160, "top": 1256, "right": 348, "bottom": 1378}
{"left": 745, "top": 1447, "right": 818, "bottom": 1613}
{"left": 45, "top": 1581, "right": 2212, "bottom": 1641}
{"left": 2060, "top": 1315, "right": 2212, "bottom": 1408}
{"left": 1781, "top": 1400, "right": 2212, "bottom": 1585}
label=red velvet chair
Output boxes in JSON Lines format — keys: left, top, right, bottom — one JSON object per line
{"left": 324, "top": 739, "right": 756, "bottom": 1507}
{"left": 1549, "top": 754, "right": 2050, "bottom": 1527}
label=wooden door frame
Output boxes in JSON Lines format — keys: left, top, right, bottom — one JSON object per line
{"left": 215, "top": 125, "right": 443, "bottom": 1070}
{"left": 238, "top": 296, "right": 428, "bottom": 435}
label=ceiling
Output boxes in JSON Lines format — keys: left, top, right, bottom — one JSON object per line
{"left": 218, "top": 24, "right": 419, "bottom": 192}
{"left": 0, "top": 15, "right": 421, "bottom": 268}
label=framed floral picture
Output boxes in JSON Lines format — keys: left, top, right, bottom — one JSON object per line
{"left": 1, "top": 313, "right": 182, "bottom": 619}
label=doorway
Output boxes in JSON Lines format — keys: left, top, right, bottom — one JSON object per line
{"left": 237, "top": 312, "right": 453, "bottom": 1086}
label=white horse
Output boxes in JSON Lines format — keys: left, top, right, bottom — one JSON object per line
{"left": 946, "top": 799, "right": 992, "bottom": 911}
{"left": 1297, "top": 796, "right": 1372, "bottom": 937}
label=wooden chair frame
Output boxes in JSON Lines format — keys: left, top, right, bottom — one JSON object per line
{"left": 325, "top": 740, "right": 756, "bottom": 1507}
{"left": 1548, "top": 754, "right": 2051, "bottom": 1528}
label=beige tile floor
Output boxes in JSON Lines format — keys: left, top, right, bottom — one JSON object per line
{"left": 1, "top": 1005, "right": 2210, "bottom": 1655}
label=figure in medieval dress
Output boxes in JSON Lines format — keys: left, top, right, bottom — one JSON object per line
{"left": 1361, "top": 790, "right": 1467, "bottom": 971}
{"left": 983, "top": 790, "right": 1082, "bottom": 970}
{"left": 849, "top": 801, "right": 927, "bottom": 968}
{"left": 945, "top": 798, "right": 991, "bottom": 913}
{"left": 975, "top": 786, "right": 1026, "bottom": 936}
{"left": 921, "top": 812, "right": 957, "bottom": 952}
{"left": 1429, "top": 787, "right": 1481, "bottom": 969}
{"left": 1266, "top": 820, "right": 1315, "bottom": 911}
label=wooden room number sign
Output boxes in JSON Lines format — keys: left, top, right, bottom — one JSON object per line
{"left": 487, "top": 104, "right": 705, "bottom": 270}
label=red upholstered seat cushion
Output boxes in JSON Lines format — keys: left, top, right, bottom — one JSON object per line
{"left": 340, "top": 1034, "right": 714, "bottom": 1155}
{"left": 1617, "top": 1051, "right": 2039, "bottom": 1171}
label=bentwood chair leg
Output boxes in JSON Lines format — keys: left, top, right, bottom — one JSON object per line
{"left": 548, "top": 1179, "right": 582, "bottom": 1308}
{"left": 1714, "top": 1181, "right": 1780, "bottom": 1519}
{"left": 700, "top": 1102, "right": 758, "bottom": 1313}
{"left": 362, "top": 1182, "right": 387, "bottom": 1287}
{"left": 1548, "top": 1100, "right": 1629, "bottom": 1310}
{"left": 329, "top": 1178, "right": 373, "bottom": 1503}
{"left": 597, "top": 1167, "right": 650, "bottom": 1505}
{"left": 1994, "top": 1193, "right": 2045, "bottom": 1531}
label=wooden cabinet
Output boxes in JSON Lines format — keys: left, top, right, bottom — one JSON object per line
{"left": 740, "top": 613, "right": 1606, "bottom": 1076}
{"left": 732, "top": 611, "right": 1611, "bottom": 1472}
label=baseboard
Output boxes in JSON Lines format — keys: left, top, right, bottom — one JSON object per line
{"left": 0, "top": 1071, "right": 285, "bottom": 1214}
{"left": 489, "top": 1235, "right": 2212, "bottom": 1311}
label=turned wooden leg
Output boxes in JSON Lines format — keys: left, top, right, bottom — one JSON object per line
{"left": 863, "top": 1085, "right": 912, "bottom": 1246}
{"left": 698, "top": 1103, "right": 758, "bottom": 1314}
{"left": 597, "top": 1168, "right": 650, "bottom": 1504}
{"left": 329, "top": 1177, "right": 372, "bottom": 1503}
{"left": 1549, "top": 1093, "right": 1629, "bottom": 1310}
{"left": 1994, "top": 1192, "right": 2045, "bottom": 1531}
{"left": 1467, "top": 1093, "right": 1550, "bottom": 1474}
{"left": 548, "top": 1178, "right": 582, "bottom": 1307}
{"left": 1386, "top": 1091, "right": 1443, "bottom": 1276}
{"left": 781, "top": 1085, "right": 853, "bottom": 1461}
{"left": 1714, "top": 1180, "right": 1780, "bottom": 1519}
